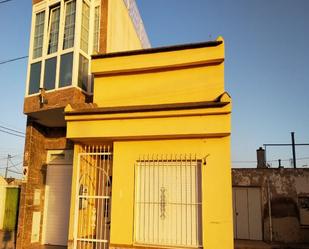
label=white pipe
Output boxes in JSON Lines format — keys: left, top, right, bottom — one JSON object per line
{"left": 267, "top": 179, "right": 273, "bottom": 242}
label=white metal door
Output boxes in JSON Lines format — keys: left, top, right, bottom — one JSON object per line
{"left": 45, "top": 164, "right": 72, "bottom": 245}
{"left": 74, "top": 145, "right": 112, "bottom": 249}
{"left": 233, "top": 187, "right": 262, "bottom": 240}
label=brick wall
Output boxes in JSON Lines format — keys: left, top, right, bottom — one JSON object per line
{"left": 24, "top": 87, "right": 91, "bottom": 114}
{"left": 99, "top": 0, "right": 108, "bottom": 54}
{"left": 16, "top": 119, "right": 72, "bottom": 249}
{"left": 32, "top": 0, "right": 43, "bottom": 4}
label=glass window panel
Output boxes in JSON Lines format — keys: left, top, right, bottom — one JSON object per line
{"left": 43, "top": 57, "right": 57, "bottom": 90}
{"left": 59, "top": 52, "right": 73, "bottom": 87}
{"left": 78, "top": 54, "right": 89, "bottom": 91}
{"left": 29, "top": 62, "right": 42, "bottom": 94}
{"left": 93, "top": 6, "right": 100, "bottom": 54}
{"left": 80, "top": 2, "right": 90, "bottom": 53}
{"left": 48, "top": 7, "right": 60, "bottom": 54}
{"left": 33, "top": 11, "right": 45, "bottom": 59}
{"left": 63, "top": 0, "right": 76, "bottom": 49}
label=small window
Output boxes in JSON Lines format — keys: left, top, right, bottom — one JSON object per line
{"left": 93, "top": 5, "right": 100, "bottom": 54}
{"left": 48, "top": 6, "right": 60, "bottom": 54}
{"left": 80, "top": 1, "right": 90, "bottom": 53}
{"left": 33, "top": 11, "right": 45, "bottom": 59}
{"left": 59, "top": 52, "right": 73, "bottom": 87}
{"left": 44, "top": 57, "right": 57, "bottom": 90}
{"left": 63, "top": 0, "right": 76, "bottom": 49}
{"left": 29, "top": 62, "right": 42, "bottom": 94}
{"left": 78, "top": 54, "right": 89, "bottom": 91}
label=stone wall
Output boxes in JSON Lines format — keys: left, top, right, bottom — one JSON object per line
{"left": 16, "top": 119, "right": 72, "bottom": 249}
{"left": 232, "top": 168, "right": 309, "bottom": 243}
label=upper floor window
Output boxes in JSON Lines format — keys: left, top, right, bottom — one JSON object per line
{"left": 80, "top": 1, "right": 90, "bottom": 53}
{"left": 63, "top": 0, "right": 76, "bottom": 50}
{"left": 93, "top": 5, "right": 100, "bottom": 54}
{"left": 48, "top": 6, "right": 60, "bottom": 54}
{"left": 27, "top": 0, "right": 97, "bottom": 96}
{"left": 33, "top": 11, "right": 45, "bottom": 59}
{"left": 29, "top": 62, "right": 42, "bottom": 94}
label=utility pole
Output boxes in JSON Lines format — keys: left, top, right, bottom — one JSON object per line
{"left": 291, "top": 132, "right": 296, "bottom": 168}
{"left": 5, "top": 154, "right": 11, "bottom": 178}
{"left": 263, "top": 132, "right": 309, "bottom": 169}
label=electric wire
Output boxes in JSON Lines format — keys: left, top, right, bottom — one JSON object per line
{"left": 0, "top": 154, "right": 22, "bottom": 160}
{"left": 0, "top": 163, "right": 22, "bottom": 170}
{"left": 0, "top": 129, "right": 25, "bottom": 138}
{"left": 0, "top": 56, "right": 28, "bottom": 65}
{"left": 0, "top": 0, "right": 13, "bottom": 4}
{"left": 6, "top": 169, "right": 22, "bottom": 175}
{"left": 0, "top": 125, "right": 25, "bottom": 135}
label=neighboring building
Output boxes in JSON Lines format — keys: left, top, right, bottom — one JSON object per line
{"left": 64, "top": 38, "right": 233, "bottom": 249}
{"left": 0, "top": 177, "right": 21, "bottom": 231}
{"left": 0, "top": 176, "right": 7, "bottom": 230}
{"left": 232, "top": 168, "right": 309, "bottom": 243}
{"left": 17, "top": 0, "right": 149, "bottom": 249}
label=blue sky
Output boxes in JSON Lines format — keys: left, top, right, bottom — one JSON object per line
{"left": 0, "top": 0, "right": 309, "bottom": 176}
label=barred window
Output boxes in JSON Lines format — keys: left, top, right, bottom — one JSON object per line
{"left": 63, "top": 0, "right": 76, "bottom": 49}
{"left": 48, "top": 6, "right": 60, "bottom": 54}
{"left": 80, "top": 1, "right": 90, "bottom": 53}
{"left": 33, "top": 11, "right": 45, "bottom": 59}
{"left": 134, "top": 155, "right": 203, "bottom": 247}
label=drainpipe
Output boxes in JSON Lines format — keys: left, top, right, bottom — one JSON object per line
{"left": 267, "top": 179, "right": 273, "bottom": 242}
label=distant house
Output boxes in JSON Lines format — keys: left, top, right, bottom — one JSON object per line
{"left": 0, "top": 176, "right": 21, "bottom": 231}
{"left": 232, "top": 168, "right": 309, "bottom": 243}
{"left": 0, "top": 176, "right": 7, "bottom": 230}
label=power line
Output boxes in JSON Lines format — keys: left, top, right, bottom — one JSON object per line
{"left": 0, "top": 162, "right": 22, "bottom": 170}
{"left": 0, "top": 154, "right": 22, "bottom": 160}
{"left": 0, "top": 55, "right": 28, "bottom": 65}
{"left": 0, "top": 129, "right": 25, "bottom": 138}
{"left": 233, "top": 156, "right": 309, "bottom": 165}
{"left": 0, "top": 125, "right": 25, "bottom": 135}
{"left": 7, "top": 169, "right": 22, "bottom": 175}
{"left": 0, "top": 0, "right": 13, "bottom": 4}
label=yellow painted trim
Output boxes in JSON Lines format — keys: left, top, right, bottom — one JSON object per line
{"left": 92, "top": 45, "right": 224, "bottom": 75}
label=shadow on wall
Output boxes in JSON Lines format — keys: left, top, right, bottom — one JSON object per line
{"left": 264, "top": 197, "right": 304, "bottom": 243}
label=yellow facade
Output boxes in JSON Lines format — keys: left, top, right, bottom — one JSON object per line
{"left": 65, "top": 38, "right": 233, "bottom": 249}
{"left": 107, "top": 0, "right": 144, "bottom": 52}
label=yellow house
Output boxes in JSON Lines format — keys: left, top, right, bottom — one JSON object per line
{"left": 65, "top": 37, "right": 234, "bottom": 249}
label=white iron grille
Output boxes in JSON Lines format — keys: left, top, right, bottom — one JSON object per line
{"left": 74, "top": 145, "right": 112, "bottom": 249}
{"left": 134, "top": 154, "right": 203, "bottom": 248}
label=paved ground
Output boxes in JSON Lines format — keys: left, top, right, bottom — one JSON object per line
{"left": 235, "top": 240, "right": 309, "bottom": 249}
{"left": 39, "top": 246, "right": 67, "bottom": 249}
{"left": 0, "top": 236, "right": 308, "bottom": 249}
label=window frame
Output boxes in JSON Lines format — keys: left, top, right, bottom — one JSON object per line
{"left": 134, "top": 157, "right": 203, "bottom": 248}
{"left": 26, "top": 0, "right": 99, "bottom": 96}
{"left": 47, "top": 5, "right": 61, "bottom": 55}
{"left": 92, "top": 4, "right": 101, "bottom": 54}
